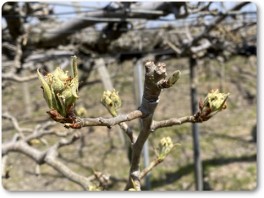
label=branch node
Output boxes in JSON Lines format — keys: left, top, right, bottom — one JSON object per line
{"left": 139, "top": 98, "right": 159, "bottom": 117}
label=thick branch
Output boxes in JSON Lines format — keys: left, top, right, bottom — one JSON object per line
{"left": 127, "top": 100, "right": 158, "bottom": 190}
{"left": 119, "top": 122, "right": 135, "bottom": 143}
{"left": 2, "top": 2, "right": 24, "bottom": 40}
{"left": 45, "top": 156, "right": 92, "bottom": 190}
{"left": 27, "top": 2, "right": 185, "bottom": 47}
{"left": 2, "top": 135, "right": 92, "bottom": 190}
{"left": 125, "top": 60, "right": 178, "bottom": 190}
{"left": 2, "top": 141, "right": 47, "bottom": 163}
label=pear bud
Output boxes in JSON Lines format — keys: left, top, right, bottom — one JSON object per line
{"left": 198, "top": 89, "right": 229, "bottom": 121}
{"left": 157, "top": 136, "right": 176, "bottom": 161}
{"left": 37, "top": 56, "right": 79, "bottom": 120}
{"left": 101, "top": 89, "right": 122, "bottom": 117}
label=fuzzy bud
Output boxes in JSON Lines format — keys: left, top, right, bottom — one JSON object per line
{"left": 198, "top": 89, "right": 229, "bottom": 121}
{"left": 37, "top": 56, "right": 79, "bottom": 119}
{"left": 101, "top": 89, "right": 122, "bottom": 117}
{"left": 157, "top": 136, "right": 176, "bottom": 161}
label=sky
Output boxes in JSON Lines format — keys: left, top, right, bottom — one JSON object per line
{"left": 49, "top": 1, "right": 257, "bottom": 20}
{"left": 1, "top": 2, "right": 257, "bottom": 30}
{"left": 49, "top": 1, "right": 257, "bottom": 30}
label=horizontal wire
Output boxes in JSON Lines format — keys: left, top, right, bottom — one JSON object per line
{"left": 42, "top": 2, "right": 103, "bottom": 9}
{"left": 39, "top": 21, "right": 256, "bottom": 35}
{"left": 2, "top": 9, "right": 257, "bottom": 19}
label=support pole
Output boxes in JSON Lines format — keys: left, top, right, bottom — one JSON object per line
{"left": 189, "top": 58, "right": 203, "bottom": 191}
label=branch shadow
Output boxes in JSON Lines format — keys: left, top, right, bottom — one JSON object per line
{"left": 150, "top": 154, "right": 256, "bottom": 189}
{"left": 201, "top": 131, "right": 253, "bottom": 144}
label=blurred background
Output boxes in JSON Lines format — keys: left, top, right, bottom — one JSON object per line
{"left": 2, "top": 1, "right": 257, "bottom": 191}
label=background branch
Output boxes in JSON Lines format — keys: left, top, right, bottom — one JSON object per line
{"left": 2, "top": 72, "right": 38, "bottom": 82}
{"left": 2, "top": 134, "right": 93, "bottom": 190}
{"left": 26, "top": 2, "right": 186, "bottom": 47}
{"left": 2, "top": 112, "right": 32, "bottom": 136}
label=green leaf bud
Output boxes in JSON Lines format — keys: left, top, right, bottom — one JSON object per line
{"left": 101, "top": 89, "right": 122, "bottom": 117}
{"left": 37, "top": 56, "right": 80, "bottom": 120}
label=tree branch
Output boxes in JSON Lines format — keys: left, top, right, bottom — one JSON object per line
{"left": 183, "top": 2, "right": 250, "bottom": 53}
{"left": 151, "top": 115, "right": 196, "bottom": 131}
{"left": 140, "top": 159, "right": 162, "bottom": 180}
{"left": 2, "top": 112, "right": 32, "bottom": 136}
{"left": 2, "top": 72, "right": 38, "bottom": 82}
{"left": 2, "top": 2, "right": 25, "bottom": 40}
{"left": 2, "top": 155, "right": 9, "bottom": 179}
{"left": 25, "top": 121, "right": 72, "bottom": 143}
{"left": 27, "top": 2, "right": 186, "bottom": 47}
{"left": 119, "top": 122, "right": 135, "bottom": 144}
{"left": 125, "top": 60, "right": 179, "bottom": 190}
{"left": 2, "top": 134, "right": 93, "bottom": 190}
{"left": 65, "top": 110, "right": 143, "bottom": 128}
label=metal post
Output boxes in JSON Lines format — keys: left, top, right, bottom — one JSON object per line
{"left": 189, "top": 58, "right": 203, "bottom": 191}
{"left": 97, "top": 58, "right": 125, "bottom": 145}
